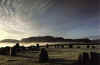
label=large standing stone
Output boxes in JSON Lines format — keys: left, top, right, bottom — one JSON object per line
{"left": 39, "top": 48, "right": 48, "bottom": 62}
{"left": 90, "top": 52, "right": 99, "bottom": 65}
{"left": 78, "top": 52, "right": 90, "bottom": 65}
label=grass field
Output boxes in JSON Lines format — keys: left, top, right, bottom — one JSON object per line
{"left": 0, "top": 47, "right": 99, "bottom": 65}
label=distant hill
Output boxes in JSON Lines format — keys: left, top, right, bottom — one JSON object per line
{"left": 0, "top": 39, "right": 19, "bottom": 43}
{"left": 20, "top": 36, "right": 66, "bottom": 42}
{"left": 0, "top": 36, "right": 92, "bottom": 43}
{"left": 20, "top": 36, "right": 91, "bottom": 43}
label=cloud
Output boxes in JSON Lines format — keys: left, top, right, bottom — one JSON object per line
{"left": 0, "top": 0, "right": 99, "bottom": 39}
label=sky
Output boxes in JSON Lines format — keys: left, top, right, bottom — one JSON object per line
{"left": 0, "top": 0, "right": 99, "bottom": 40}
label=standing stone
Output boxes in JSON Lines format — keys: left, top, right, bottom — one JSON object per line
{"left": 69, "top": 44, "right": 73, "bottom": 48}
{"left": 39, "top": 48, "right": 48, "bottom": 62}
{"left": 46, "top": 44, "right": 49, "bottom": 48}
{"left": 78, "top": 52, "right": 90, "bottom": 65}
{"left": 90, "top": 52, "right": 99, "bottom": 65}
{"left": 11, "top": 43, "right": 20, "bottom": 56}
{"left": 92, "top": 46, "right": 95, "bottom": 49}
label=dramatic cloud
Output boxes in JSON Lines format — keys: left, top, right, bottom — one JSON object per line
{"left": 0, "top": 0, "right": 99, "bottom": 40}
{"left": 0, "top": 0, "right": 53, "bottom": 40}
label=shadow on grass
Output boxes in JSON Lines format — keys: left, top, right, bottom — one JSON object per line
{"left": 47, "top": 58, "right": 78, "bottom": 65}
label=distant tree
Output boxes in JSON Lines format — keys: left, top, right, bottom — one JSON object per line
{"left": 20, "top": 46, "right": 26, "bottom": 50}
{"left": 92, "top": 46, "right": 96, "bottom": 49}
{"left": 39, "top": 48, "right": 48, "bottom": 62}
{"left": 75, "top": 38, "right": 91, "bottom": 43}
{"left": 36, "top": 44, "right": 40, "bottom": 48}
{"left": 87, "top": 45, "right": 90, "bottom": 48}
{"left": 16, "top": 43, "right": 20, "bottom": 47}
